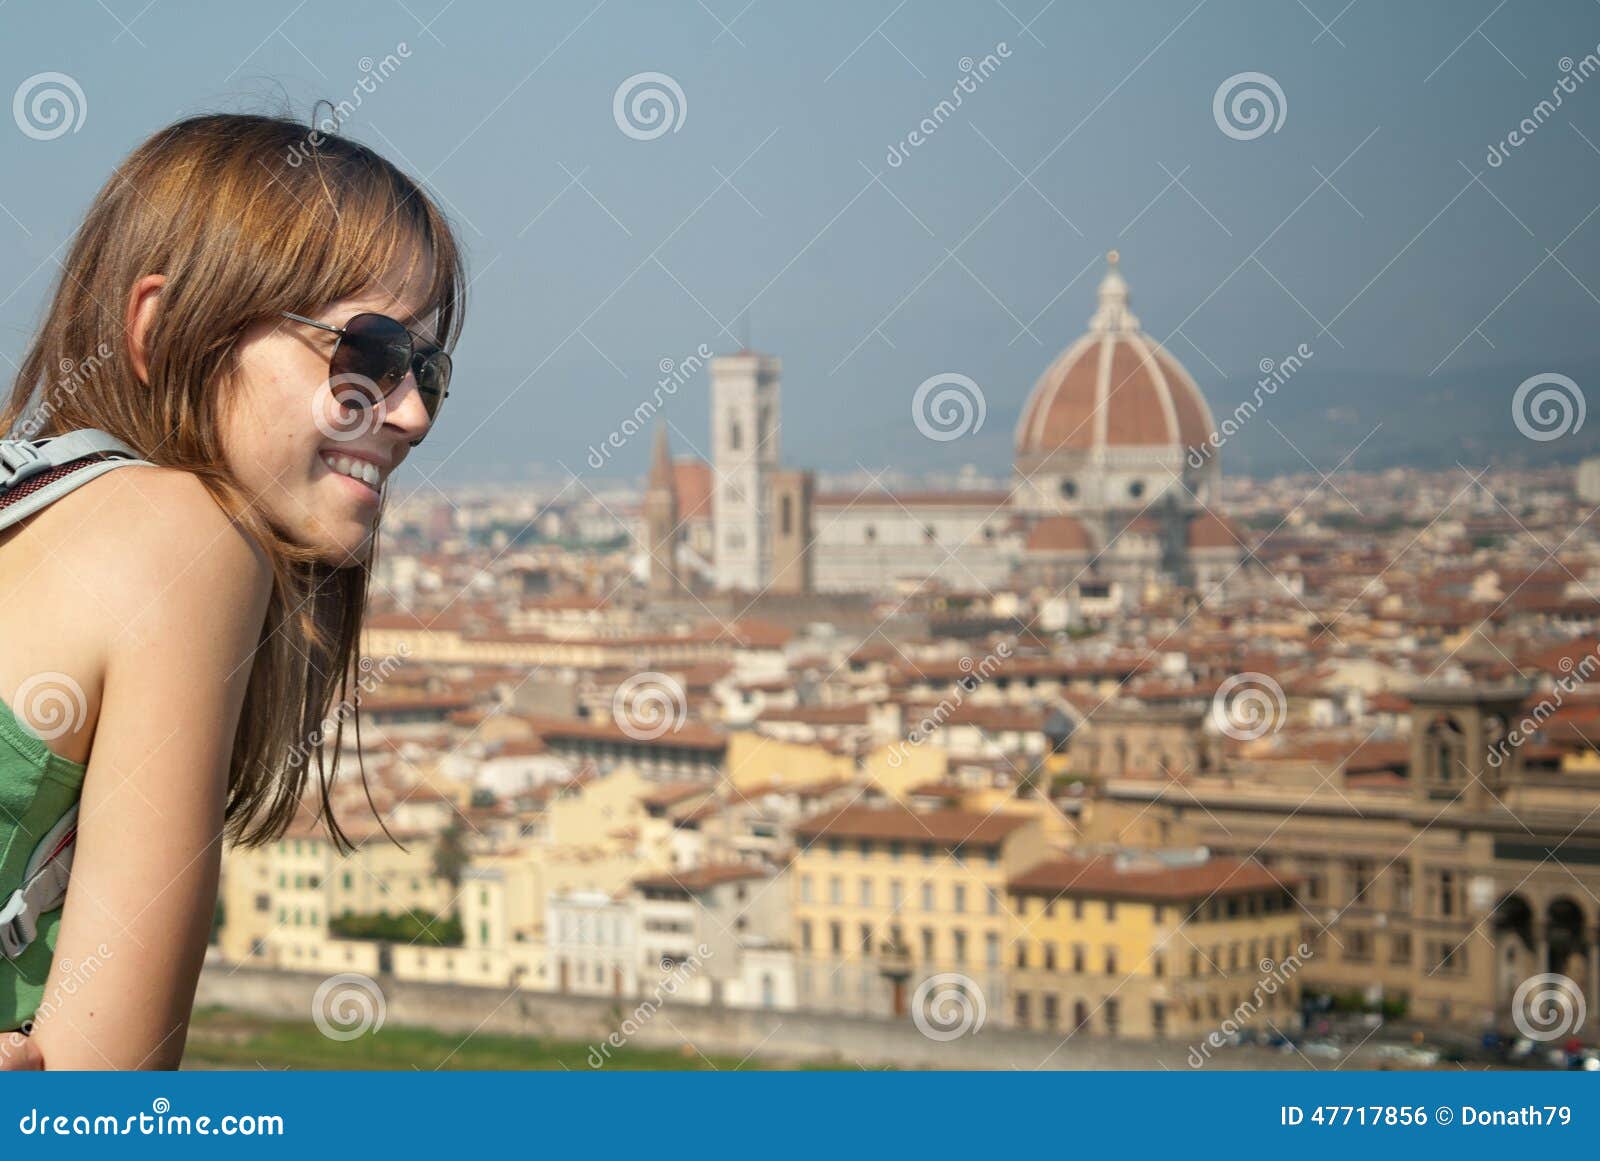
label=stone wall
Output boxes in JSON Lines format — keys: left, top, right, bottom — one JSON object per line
{"left": 196, "top": 962, "right": 1302, "bottom": 1070}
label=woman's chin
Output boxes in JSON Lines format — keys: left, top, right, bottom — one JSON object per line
{"left": 285, "top": 512, "right": 374, "bottom": 566}
{"left": 314, "top": 524, "right": 375, "bottom": 566}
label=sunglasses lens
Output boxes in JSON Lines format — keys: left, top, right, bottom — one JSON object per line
{"left": 332, "top": 313, "right": 413, "bottom": 399}
{"left": 414, "top": 351, "right": 451, "bottom": 422}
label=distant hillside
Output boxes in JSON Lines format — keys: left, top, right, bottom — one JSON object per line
{"left": 1206, "top": 360, "right": 1600, "bottom": 478}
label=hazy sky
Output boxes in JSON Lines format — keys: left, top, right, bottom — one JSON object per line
{"left": 3, "top": 0, "right": 1599, "bottom": 483}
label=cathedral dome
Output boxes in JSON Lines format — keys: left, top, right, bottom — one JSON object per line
{"left": 1014, "top": 252, "right": 1214, "bottom": 467}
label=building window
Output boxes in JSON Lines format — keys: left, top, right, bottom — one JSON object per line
{"left": 953, "top": 885, "right": 966, "bottom": 914}
{"left": 1346, "top": 929, "right": 1373, "bottom": 962}
{"left": 729, "top": 419, "right": 742, "bottom": 451}
{"left": 1151, "top": 1002, "right": 1166, "bottom": 1037}
{"left": 801, "top": 875, "right": 813, "bottom": 903}
{"left": 921, "top": 927, "right": 936, "bottom": 962}
{"left": 1437, "top": 870, "right": 1457, "bottom": 918}
{"left": 859, "top": 923, "right": 874, "bottom": 953}
{"left": 801, "top": 920, "right": 813, "bottom": 951}
{"left": 781, "top": 494, "right": 793, "bottom": 535}
{"left": 921, "top": 882, "right": 935, "bottom": 912}
{"left": 985, "top": 932, "right": 1000, "bottom": 969}
{"left": 986, "top": 888, "right": 1000, "bottom": 916}
{"left": 1127, "top": 480, "right": 1144, "bottom": 499}
{"left": 1074, "top": 1000, "right": 1089, "bottom": 1032}
{"left": 1072, "top": 944, "right": 1086, "bottom": 974}
{"left": 1105, "top": 901, "right": 1116, "bottom": 921}
{"left": 1104, "top": 998, "right": 1120, "bottom": 1036}
{"left": 864, "top": 525, "right": 877, "bottom": 544}
{"left": 1104, "top": 948, "right": 1117, "bottom": 976}
{"left": 1044, "top": 942, "right": 1058, "bottom": 971}
{"left": 1393, "top": 863, "right": 1413, "bottom": 910}
{"left": 829, "top": 876, "right": 842, "bottom": 905}
{"left": 890, "top": 879, "right": 904, "bottom": 911}
{"left": 829, "top": 922, "right": 842, "bottom": 954}
{"left": 1015, "top": 993, "right": 1031, "bottom": 1027}
{"left": 1059, "top": 479, "right": 1078, "bottom": 499}
{"left": 1043, "top": 994, "right": 1059, "bottom": 1028}
{"left": 859, "top": 878, "right": 874, "bottom": 907}
{"left": 1072, "top": 899, "right": 1084, "bottom": 921}
{"left": 953, "top": 930, "right": 967, "bottom": 964}
{"left": 1351, "top": 860, "right": 1372, "bottom": 903}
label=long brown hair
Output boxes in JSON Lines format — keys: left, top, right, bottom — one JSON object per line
{"left": 0, "top": 112, "right": 466, "bottom": 851}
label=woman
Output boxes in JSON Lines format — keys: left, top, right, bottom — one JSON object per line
{"left": 0, "top": 113, "right": 465, "bottom": 1068}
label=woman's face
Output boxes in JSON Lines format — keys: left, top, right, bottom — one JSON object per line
{"left": 222, "top": 250, "right": 441, "bottom": 564}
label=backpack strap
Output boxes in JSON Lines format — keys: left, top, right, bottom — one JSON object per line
{"left": 0, "top": 429, "right": 149, "bottom": 960}
{"left": 0, "top": 429, "right": 152, "bottom": 533}
{"left": 0, "top": 805, "right": 78, "bottom": 960}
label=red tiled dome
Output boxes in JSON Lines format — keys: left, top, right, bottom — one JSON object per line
{"left": 1015, "top": 253, "right": 1214, "bottom": 460}
{"left": 1025, "top": 515, "right": 1094, "bottom": 552}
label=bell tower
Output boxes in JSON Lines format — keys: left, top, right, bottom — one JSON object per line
{"left": 710, "top": 349, "right": 781, "bottom": 592}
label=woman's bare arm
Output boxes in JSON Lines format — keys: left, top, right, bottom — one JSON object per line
{"left": 25, "top": 469, "right": 272, "bottom": 1069}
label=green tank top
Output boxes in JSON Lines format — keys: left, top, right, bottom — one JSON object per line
{"left": 0, "top": 697, "right": 86, "bottom": 1031}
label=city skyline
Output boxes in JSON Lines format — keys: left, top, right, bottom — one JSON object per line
{"left": 3, "top": 1, "right": 1600, "bottom": 481}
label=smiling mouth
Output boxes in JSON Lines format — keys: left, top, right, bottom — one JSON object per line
{"left": 321, "top": 451, "right": 385, "bottom": 494}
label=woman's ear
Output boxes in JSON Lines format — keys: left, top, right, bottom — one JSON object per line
{"left": 125, "top": 273, "right": 166, "bottom": 384}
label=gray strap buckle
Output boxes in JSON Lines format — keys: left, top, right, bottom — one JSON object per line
{"left": 0, "top": 441, "right": 48, "bottom": 491}
{"left": 0, "top": 888, "right": 35, "bottom": 960}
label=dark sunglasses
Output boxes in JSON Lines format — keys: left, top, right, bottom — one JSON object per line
{"left": 281, "top": 311, "right": 452, "bottom": 435}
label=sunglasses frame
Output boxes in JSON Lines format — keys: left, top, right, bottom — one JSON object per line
{"left": 281, "top": 310, "right": 451, "bottom": 442}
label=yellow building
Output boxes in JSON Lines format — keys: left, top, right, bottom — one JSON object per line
{"left": 726, "top": 731, "right": 857, "bottom": 793}
{"left": 1008, "top": 851, "right": 1305, "bottom": 1039}
{"left": 218, "top": 820, "right": 453, "bottom": 972}
{"left": 790, "top": 803, "right": 1050, "bottom": 1016}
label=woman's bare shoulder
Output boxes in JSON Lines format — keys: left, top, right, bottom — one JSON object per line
{"left": 19, "top": 464, "right": 271, "bottom": 610}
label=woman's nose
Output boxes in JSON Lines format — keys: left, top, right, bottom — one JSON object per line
{"left": 382, "top": 374, "right": 434, "bottom": 443}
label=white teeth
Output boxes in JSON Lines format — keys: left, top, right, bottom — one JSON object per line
{"left": 322, "top": 452, "right": 382, "bottom": 491}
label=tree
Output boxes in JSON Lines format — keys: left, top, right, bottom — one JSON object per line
{"left": 432, "top": 821, "right": 469, "bottom": 891}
